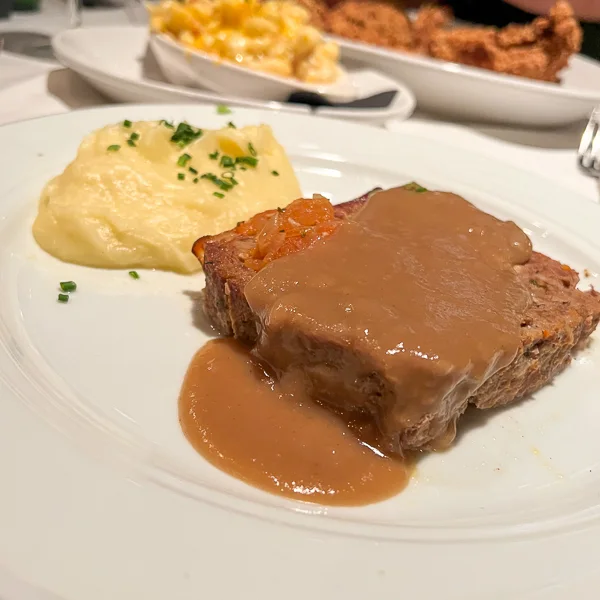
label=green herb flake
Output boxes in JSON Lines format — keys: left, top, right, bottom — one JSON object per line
{"left": 227, "top": 121, "right": 236, "bottom": 129}
{"left": 130, "top": 132, "right": 140, "bottom": 141}
{"left": 160, "top": 120, "right": 175, "bottom": 129}
{"left": 193, "top": 177, "right": 199, "bottom": 184}
{"left": 107, "top": 144, "right": 121, "bottom": 152}
{"left": 221, "top": 171, "right": 238, "bottom": 186}
{"left": 220, "top": 155, "right": 235, "bottom": 169}
{"left": 277, "top": 207, "right": 284, "bottom": 213}
{"left": 189, "top": 166, "right": 198, "bottom": 175}
{"left": 57, "top": 293, "right": 69, "bottom": 303}
{"left": 403, "top": 182, "right": 427, "bottom": 193}
{"left": 301, "top": 230, "right": 307, "bottom": 238}
{"left": 127, "top": 139, "right": 136, "bottom": 147}
{"left": 213, "top": 192, "right": 225, "bottom": 198}
{"left": 123, "top": 120, "right": 132, "bottom": 128}
{"left": 209, "top": 150, "right": 219, "bottom": 160}
{"left": 178, "top": 173, "right": 185, "bottom": 181}
{"left": 129, "top": 271, "right": 140, "bottom": 280}
{"left": 235, "top": 156, "right": 258, "bottom": 168}
{"left": 171, "top": 122, "right": 203, "bottom": 147}
{"left": 236, "top": 221, "right": 244, "bottom": 227}
{"left": 201, "top": 172, "right": 233, "bottom": 191}
{"left": 59, "top": 281, "right": 77, "bottom": 292}
{"left": 271, "top": 170, "right": 279, "bottom": 176}
{"left": 216, "top": 105, "right": 232, "bottom": 115}
{"left": 248, "top": 142, "right": 257, "bottom": 157}
{"left": 177, "top": 153, "right": 192, "bottom": 167}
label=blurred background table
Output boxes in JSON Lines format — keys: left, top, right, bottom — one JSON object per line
{"left": 0, "top": 0, "right": 597, "bottom": 203}
{"left": 0, "top": 0, "right": 131, "bottom": 89}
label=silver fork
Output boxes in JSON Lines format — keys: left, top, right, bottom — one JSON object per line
{"left": 578, "top": 106, "right": 600, "bottom": 178}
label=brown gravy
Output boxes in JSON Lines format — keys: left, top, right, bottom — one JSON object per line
{"left": 244, "top": 189, "right": 532, "bottom": 452}
{"left": 179, "top": 339, "right": 411, "bottom": 506}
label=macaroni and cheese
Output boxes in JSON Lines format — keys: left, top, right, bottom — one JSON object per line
{"left": 148, "top": 0, "right": 342, "bottom": 84}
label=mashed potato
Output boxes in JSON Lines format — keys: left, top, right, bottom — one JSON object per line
{"left": 33, "top": 120, "right": 301, "bottom": 274}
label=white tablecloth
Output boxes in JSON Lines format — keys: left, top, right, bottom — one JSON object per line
{"left": 0, "top": 2, "right": 598, "bottom": 204}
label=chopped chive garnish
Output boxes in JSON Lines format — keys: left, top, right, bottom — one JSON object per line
{"left": 220, "top": 155, "right": 235, "bottom": 169}
{"left": 107, "top": 144, "right": 120, "bottom": 152}
{"left": 177, "top": 153, "right": 192, "bottom": 167}
{"left": 130, "top": 132, "right": 140, "bottom": 141}
{"left": 127, "top": 139, "right": 136, "bottom": 147}
{"left": 221, "top": 172, "right": 238, "bottom": 185}
{"left": 60, "top": 281, "right": 77, "bottom": 292}
{"left": 129, "top": 271, "right": 140, "bottom": 280}
{"left": 189, "top": 166, "right": 198, "bottom": 175}
{"left": 178, "top": 173, "right": 185, "bottom": 181}
{"left": 123, "top": 120, "right": 132, "bottom": 128}
{"left": 240, "top": 166, "right": 247, "bottom": 171}
{"left": 170, "top": 122, "right": 203, "bottom": 147}
{"left": 272, "top": 170, "right": 279, "bottom": 176}
{"left": 403, "top": 182, "right": 428, "bottom": 193}
{"left": 248, "top": 142, "right": 257, "bottom": 157}
{"left": 57, "top": 293, "right": 69, "bottom": 303}
{"left": 213, "top": 192, "right": 225, "bottom": 198}
{"left": 227, "top": 121, "right": 236, "bottom": 128}
{"left": 235, "top": 156, "right": 258, "bottom": 168}
{"left": 193, "top": 177, "right": 199, "bottom": 183}
{"left": 209, "top": 150, "right": 219, "bottom": 160}
{"left": 160, "top": 120, "right": 175, "bottom": 129}
{"left": 201, "top": 172, "right": 233, "bottom": 191}
{"left": 217, "top": 105, "right": 232, "bottom": 115}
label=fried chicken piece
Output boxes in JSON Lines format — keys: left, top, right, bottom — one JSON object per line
{"left": 428, "top": 0, "right": 582, "bottom": 82}
{"left": 411, "top": 5, "right": 451, "bottom": 52}
{"left": 325, "top": 0, "right": 415, "bottom": 51}
{"left": 295, "top": 0, "right": 329, "bottom": 29}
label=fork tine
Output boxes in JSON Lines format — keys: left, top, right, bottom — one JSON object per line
{"left": 578, "top": 107, "right": 600, "bottom": 176}
{"left": 578, "top": 122, "right": 594, "bottom": 170}
{"left": 590, "top": 120, "right": 600, "bottom": 172}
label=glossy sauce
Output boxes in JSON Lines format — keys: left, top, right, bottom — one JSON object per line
{"left": 179, "top": 339, "right": 411, "bottom": 506}
{"left": 181, "top": 187, "right": 533, "bottom": 504}
{"left": 245, "top": 188, "right": 532, "bottom": 452}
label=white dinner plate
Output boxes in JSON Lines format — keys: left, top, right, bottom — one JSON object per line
{"left": 149, "top": 32, "right": 359, "bottom": 103}
{"left": 51, "top": 26, "right": 416, "bottom": 126}
{"left": 1, "top": 104, "right": 600, "bottom": 600}
{"left": 334, "top": 35, "right": 600, "bottom": 127}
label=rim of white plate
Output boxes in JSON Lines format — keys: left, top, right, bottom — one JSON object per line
{"left": 0, "top": 105, "right": 600, "bottom": 545}
{"left": 331, "top": 34, "right": 600, "bottom": 102}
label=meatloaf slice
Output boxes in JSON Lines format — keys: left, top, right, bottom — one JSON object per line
{"left": 193, "top": 190, "right": 600, "bottom": 451}
{"left": 193, "top": 188, "right": 380, "bottom": 344}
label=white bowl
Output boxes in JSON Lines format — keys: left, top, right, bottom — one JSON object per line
{"left": 149, "top": 33, "right": 359, "bottom": 103}
{"left": 50, "top": 26, "right": 416, "bottom": 126}
{"left": 333, "top": 35, "right": 600, "bottom": 127}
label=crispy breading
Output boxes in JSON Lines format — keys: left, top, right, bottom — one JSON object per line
{"left": 428, "top": 0, "right": 582, "bottom": 82}
{"left": 326, "top": 0, "right": 416, "bottom": 51}
{"left": 411, "top": 5, "right": 452, "bottom": 52}
{"left": 301, "top": 0, "right": 582, "bottom": 83}
{"left": 294, "top": 0, "right": 328, "bottom": 29}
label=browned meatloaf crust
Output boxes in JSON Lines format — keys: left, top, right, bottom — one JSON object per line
{"left": 193, "top": 190, "right": 600, "bottom": 450}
